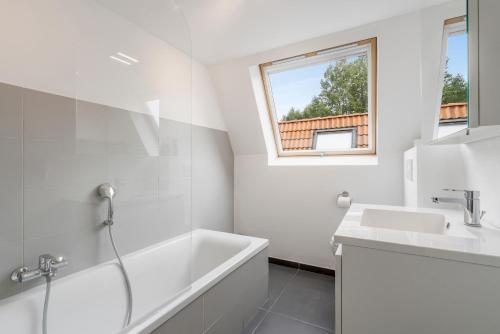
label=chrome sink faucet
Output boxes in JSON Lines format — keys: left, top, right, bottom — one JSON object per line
{"left": 11, "top": 254, "right": 68, "bottom": 283}
{"left": 432, "top": 189, "right": 485, "bottom": 227}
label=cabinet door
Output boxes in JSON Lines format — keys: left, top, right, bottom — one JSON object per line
{"left": 341, "top": 244, "right": 500, "bottom": 334}
{"left": 335, "top": 245, "right": 342, "bottom": 334}
{"left": 478, "top": 0, "right": 500, "bottom": 126}
{"left": 469, "top": 0, "right": 500, "bottom": 127}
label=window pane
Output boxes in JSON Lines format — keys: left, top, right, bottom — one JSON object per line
{"left": 264, "top": 46, "right": 372, "bottom": 153}
{"left": 315, "top": 131, "right": 354, "bottom": 150}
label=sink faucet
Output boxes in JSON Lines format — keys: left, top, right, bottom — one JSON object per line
{"left": 431, "top": 189, "right": 485, "bottom": 227}
{"left": 11, "top": 254, "right": 68, "bottom": 283}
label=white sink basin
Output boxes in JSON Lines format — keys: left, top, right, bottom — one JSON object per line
{"left": 360, "top": 208, "right": 448, "bottom": 234}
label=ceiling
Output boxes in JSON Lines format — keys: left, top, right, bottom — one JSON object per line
{"left": 178, "top": 0, "right": 451, "bottom": 64}
{"left": 97, "top": 0, "right": 453, "bottom": 65}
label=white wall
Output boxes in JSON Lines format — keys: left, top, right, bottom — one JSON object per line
{"left": 192, "top": 61, "right": 227, "bottom": 131}
{"left": 404, "top": 140, "right": 466, "bottom": 209}
{"left": 211, "top": 11, "right": 426, "bottom": 269}
{"left": 0, "top": 0, "right": 226, "bottom": 132}
{"left": 460, "top": 137, "right": 500, "bottom": 228}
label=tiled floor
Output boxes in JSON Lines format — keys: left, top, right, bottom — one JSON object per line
{"left": 242, "top": 263, "right": 335, "bottom": 334}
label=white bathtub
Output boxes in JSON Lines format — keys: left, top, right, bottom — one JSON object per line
{"left": 0, "top": 229, "right": 269, "bottom": 334}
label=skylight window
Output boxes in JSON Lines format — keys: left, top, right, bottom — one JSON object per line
{"left": 260, "top": 38, "right": 377, "bottom": 157}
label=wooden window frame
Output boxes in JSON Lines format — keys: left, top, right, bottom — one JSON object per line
{"left": 259, "top": 37, "right": 377, "bottom": 157}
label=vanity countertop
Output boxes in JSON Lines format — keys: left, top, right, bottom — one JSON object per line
{"left": 333, "top": 203, "right": 500, "bottom": 268}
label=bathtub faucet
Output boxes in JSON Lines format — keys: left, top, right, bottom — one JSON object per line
{"left": 11, "top": 254, "right": 68, "bottom": 283}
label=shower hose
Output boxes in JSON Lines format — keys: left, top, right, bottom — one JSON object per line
{"left": 42, "top": 275, "right": 51, "bottom": 334}
{"left": 41, "top": 225, "right": 133, "bottom": 334}
{"left": 108, "top": 223, "right": 134, "bottom": 327}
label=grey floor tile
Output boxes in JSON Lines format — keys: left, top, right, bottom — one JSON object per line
{"left": 242, "top": 309, "right": 267, "bottom": 334}
{"left": 261, "top": 264, "right": 297, "bottom": 310}
{"left": 270, "top": 270, "right": 335, "bottom": 330}
{"left": 255, "top": 313, "right": 331, "bottom": 334}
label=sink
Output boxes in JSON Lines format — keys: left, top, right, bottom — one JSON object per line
{"left": 360, "top": 208, "right": 447, "bottom": 234}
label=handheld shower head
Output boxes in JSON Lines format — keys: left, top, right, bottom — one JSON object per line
{"left": 98, "top": 183, "right": 116, "bottom": 200}
{"left": 98, "top": 183, "right": 116, "bottom": 225}
{"left": 97, "top": 183, "right": 133, "bottom": 324}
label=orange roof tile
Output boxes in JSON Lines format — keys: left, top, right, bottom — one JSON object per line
{"left": 440, "top": 103, "right": 467, "bottom": 122}
{"left": 277, "top": 103, "right": 467, "bottom": 151}
{"left": 278, "top": 113, "right": 369, "bottom": 151}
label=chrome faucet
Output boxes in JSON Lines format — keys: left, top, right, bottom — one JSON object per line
{"left": 11, "top": 254, "right": 68, "bottom": 283}
{"left": 432, "top": 189, "right": 485, "bottom": 227}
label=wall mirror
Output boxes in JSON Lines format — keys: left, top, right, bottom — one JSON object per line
{"left": 433, "top": 12, "right": 468, "bottom": 140}
{"left": 432, "top": 0, "right": 500, "bottom": 144}
{"left": 435, "top": 15, "right": 469, "bottom": 138}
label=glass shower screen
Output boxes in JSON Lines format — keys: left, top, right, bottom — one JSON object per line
{"left": 0, "top": 0, "right": 193, "bottom": 328}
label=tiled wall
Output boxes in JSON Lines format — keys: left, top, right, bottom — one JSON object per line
{"left": 192, "top": 126, "right": 234, "bottom": 233}
{"left": 0, "top": 82, "right": 234, "bottom": 299}
{"left": 0, "top": 83, "right": 23, "bottom": 299}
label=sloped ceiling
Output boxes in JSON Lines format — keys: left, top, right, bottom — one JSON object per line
{"left": 179, "top": 0, "right": 452, "bottom": 64}
{"left": 96, "top": 0, "right": 453, "bottom": 64}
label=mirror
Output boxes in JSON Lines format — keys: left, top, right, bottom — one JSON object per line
{"left": 431, "top": 0, "right": 500, "bottom": 145}
{"left": 434, "top": 14, "right": 468, "bottom": 140}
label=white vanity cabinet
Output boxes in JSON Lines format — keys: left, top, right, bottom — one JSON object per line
{"left": 334, "top": 245, "right": 342, "bottom": 334}
{"left": 337, "top": 244, "right": 500, "bottom": 334}
{"left": 334, "top": 203, "right": 500, "bottom": 334}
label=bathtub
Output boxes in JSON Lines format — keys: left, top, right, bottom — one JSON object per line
{"left": 0, "top": 229, "right": 269, "bottom": 334}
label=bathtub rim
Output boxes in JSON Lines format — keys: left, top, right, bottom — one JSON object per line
{"left": 119, "top": 229, "right": 269, "bottom": 334}
{"left": 0, "top": 229, "right": 268, "bottom": 334}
